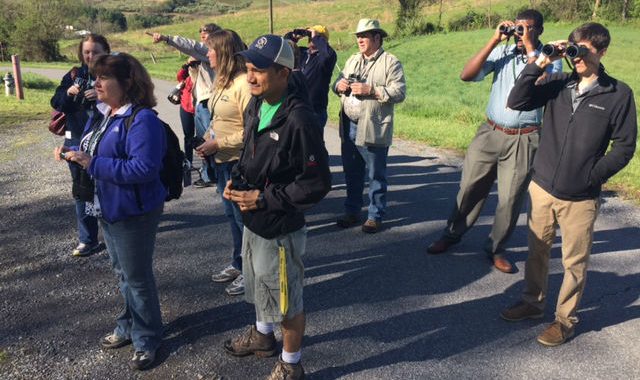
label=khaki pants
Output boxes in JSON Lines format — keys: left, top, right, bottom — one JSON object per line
{"left": 444, "top": 123, "right": 538, "bottom": 255}
{"left": 522, "top": 181, "right": 600, "bottom": 328}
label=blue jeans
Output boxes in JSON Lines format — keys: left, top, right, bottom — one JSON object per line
{"left": 195, "top": 102, "right": 212, "bottom": 183}
{"left": 100, "top": 206, "right": 164, "bottom": 352}
{"left": 179, "top": 107, "right": 195, "bottom": 165}
{"left": 68, "top": 161, "right": 98, "bottom": 245}
{"left": 341, "top": 120, "right": 389, "bottom": 221}
{"left": 215, "top": 161, "right": 244, "bottom": 271}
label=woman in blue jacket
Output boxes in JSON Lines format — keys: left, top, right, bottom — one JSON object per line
{"left": 55, "top": 53, "right": 166, "bottom": 371}
{"left": 50, "top": 34, "right": 110, "bottom": 257}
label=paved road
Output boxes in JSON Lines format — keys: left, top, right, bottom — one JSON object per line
{"left": 2, "top": 67, "right": 640, "bottom": 379}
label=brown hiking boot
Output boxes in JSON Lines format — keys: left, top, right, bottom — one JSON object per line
{"left": 537, "top": 321, "right": 574, "bottom": 347}
{"left": 361, "top": 219, "right": 381, "bottom": 234}
{"left": 500, "top": 301, "right": 544, "bottom": 321}
{"left": 224, "top": 325, "right": 276, "bottom": 358}
{"left": 336, "top": 213, "right": 359, "bottom": 228}
{"left": 266, "top": 357, "right": 305, "bottom": 380}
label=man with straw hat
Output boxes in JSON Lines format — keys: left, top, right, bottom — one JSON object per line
{"left": 332, "top": 18, "right": 406, "bottom": 234}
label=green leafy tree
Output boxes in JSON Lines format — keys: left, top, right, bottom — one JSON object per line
{"left": 5, "top": 0, "right": 74, "bottom": 61}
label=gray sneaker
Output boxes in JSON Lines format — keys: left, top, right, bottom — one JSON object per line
{"left": 212, "top": 265, "right": 241, "bottom": 283}
{"left": 225, "top": 274, "right": 244, "bottom": 296}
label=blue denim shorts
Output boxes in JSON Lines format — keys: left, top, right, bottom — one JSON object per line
{"left": 242, "top": 226, "right": 307, "bottom": 323}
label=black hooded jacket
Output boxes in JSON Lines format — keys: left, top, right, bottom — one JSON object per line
{"left": 508, "top": 63, "right": 637, "bottom": 201}
{"left": 232, "top": 73, "right": 332, "bottom": 239}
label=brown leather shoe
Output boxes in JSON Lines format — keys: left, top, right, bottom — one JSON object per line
{"left": 267, "top": 357, "right": 305, "bottom": 380}
{"left": 426, "top": 238, "right": 457, "bottom": 254}
{"left": 361, "top": 219, "right": 381, "bottom": 233}
{"left": 492, "top": 254, "right": 514, "bottom": 273}
{"left": 223, "top": 325, "right": 276, "bottom": 358}
{"left": 537, "top": 321, "right": 574, "bottom": 347}
{"left": 336, "top": 213, "right": 359, "bottom": 228}
{"left": 500, "top": 301, "right": 544, "bottom": 321}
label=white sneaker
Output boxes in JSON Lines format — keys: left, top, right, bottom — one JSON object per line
{"left": 211, "top": 265, "right": 241, "bottom": 283}
{"left": 225, "top": 275, "right": 244, "bottom": 296}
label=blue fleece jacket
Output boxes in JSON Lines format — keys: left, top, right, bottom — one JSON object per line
{"left": 84, "top": 105, "right": 167, "bottom": 223}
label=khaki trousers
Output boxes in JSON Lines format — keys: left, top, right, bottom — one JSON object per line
{"left": 522, "top": 181, "right": 600, "bottom": 328}
{"left": 444, "top": 123, "right": 538, "bottom": 255}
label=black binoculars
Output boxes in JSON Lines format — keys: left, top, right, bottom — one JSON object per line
{"left": 499, "top": 24, "right": 525, "bottom": 36}
{"left": 541, "top": 43, "right": 589, "bottom": 59}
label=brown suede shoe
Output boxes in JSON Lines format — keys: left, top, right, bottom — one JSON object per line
{"left": 223, "top": 325, "right": 276, "bottom": 358}
{"left": 361, "top": 219, "right": 381, "bottom": 233}
{"left": 537, "top": 321, "right": 575, "bottom": 347}
{"left": 267, "top": 357, "right": 305, "bottom": 380}
{"left": 426, "top": 238, "right": 457, "bottom": 254}
{"left": 492, "top": 254, "right": 514, "bottom": 273}
{"left": 500, "top": 301, "right": 544, "bottom": 321}
{"left": 336, "top": 214, "right": 359, "bottom": 228}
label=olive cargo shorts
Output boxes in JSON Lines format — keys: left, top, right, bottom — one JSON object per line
{"left": 242, "top": 226, "right": 307, "bottom": 323}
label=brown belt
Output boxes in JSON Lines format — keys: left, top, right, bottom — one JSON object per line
{"left": 487, "top": 118, "right": 539, "bottom": 135}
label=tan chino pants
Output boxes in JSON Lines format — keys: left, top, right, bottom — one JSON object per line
{"left": 522, "top": 181, "right": 600, "bottom": 328}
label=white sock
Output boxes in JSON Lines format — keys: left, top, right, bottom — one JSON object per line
{"left": 255, "top": 321, "right": 274, "bottom": 335}
{"left": 281, "top": 349, "right": 301, "bottom": 364}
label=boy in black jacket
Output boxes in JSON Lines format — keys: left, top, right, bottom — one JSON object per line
{"left": 501, "top": 23, "right": 637, "bottom": 346}
{"left": 223, "top": 35, "right": 331, "bottom": 380}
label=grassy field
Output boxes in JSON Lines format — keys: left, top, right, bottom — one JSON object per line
{"left": 10, "top": 0, "right": 640, "bottom": 200}
{"left": 0, "top": 73, "right": 57, "bottom": 162}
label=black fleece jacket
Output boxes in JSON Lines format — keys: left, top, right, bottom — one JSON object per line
{"left": 233, "top": 74, "right": 332, "bottom": 239}
{"left": 508, "top": 63, "right": 637, "bottom": 200}
{"left": 50, "top": 65, "right": 96, "bottom": 145}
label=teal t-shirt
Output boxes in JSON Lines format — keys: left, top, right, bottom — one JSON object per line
{"left": 258, "top": 98, "right": 284, "bottom": 132}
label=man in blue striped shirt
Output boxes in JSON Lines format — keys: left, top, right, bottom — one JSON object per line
{"left": 426, "top": 9, "right": 562, "bottom": 274}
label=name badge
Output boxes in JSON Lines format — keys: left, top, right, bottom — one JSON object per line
{"left": 65, "top": 130, "right": 72, "bottom": 139}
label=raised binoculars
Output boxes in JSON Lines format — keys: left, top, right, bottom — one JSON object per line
{"left": 499, "top": 24, "right": 525, "bottom": 36}
{"left": 541, "top": 43, "right": 589, "bottom": 59}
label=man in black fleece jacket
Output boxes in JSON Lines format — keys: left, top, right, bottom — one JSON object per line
{"left": 223, "top": 35, "right": 331, "bottom": 380}
{"left": 501, "top": 23, "right": 637, "bottom": 347}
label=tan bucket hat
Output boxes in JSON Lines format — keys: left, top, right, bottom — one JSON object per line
{"left": 353, "top": 18, "right": 388, "bottom": 38}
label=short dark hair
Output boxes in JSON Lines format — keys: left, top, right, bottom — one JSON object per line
{"left": 516, "top": 9, "right": 544, "bottom": 28}
{"left": 200, "top": 23, "right": 221, "bottom": 33}
{"left": 91, "top": 53, "right": 156, "bottom": 108}
{"left": 569, "top": 22, "right": 611, "bottom": 51}
{"left": 77, "top": 34, "right": 110, "bottom": 64}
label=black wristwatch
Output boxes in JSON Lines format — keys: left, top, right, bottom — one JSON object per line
{"left": 256, "top": 191, "right": 266, "bottom": 210}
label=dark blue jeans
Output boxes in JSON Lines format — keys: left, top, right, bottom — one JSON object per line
{"left": 341, "top": 120, "right": 389, "bottom": 221}
{"left": 215, "top": 161, "right": 243, "bottom": 271}
{"left": 100, "top": 205, "right": 164, "bottom": 352}
{"left": 68, "top": 161, "right": 98, "bottom": 245}
{"left": 179, "top": 107, "right": 195, "bottom": 165}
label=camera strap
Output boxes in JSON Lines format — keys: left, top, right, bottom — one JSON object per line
{"left": 354, "top": 50, "right": 381, "bottom": 82}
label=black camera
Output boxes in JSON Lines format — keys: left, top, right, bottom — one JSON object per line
{"left": 292, "top": 28, "right": 312, "bottom": 38}
{"left": 73, "top": 76, "right": 93, "bottom": 105}
{"left": 542, "top": 43, "right": 588, "bottom": 59}
{"left": 192, "top": 136, "right": 206, "bottom": 149}
{"left": 499, "top": 24, "right": 525, "bottom": 37}
{"left": 167, "top": 82, "right": 184, "bottom": 105}
{"left": 230, "top": 172, "right": 253, "bottom": 191}
{"left": 343, "top": 73, "right": 362, "bottom": 96}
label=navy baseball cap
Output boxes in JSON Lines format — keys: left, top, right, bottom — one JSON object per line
{"left": 238, "top": 34, "right": 294, "bottom": 70}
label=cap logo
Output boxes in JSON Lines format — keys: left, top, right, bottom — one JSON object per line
{"left": 256, "top": 37, "right": 268, "bottom": 49}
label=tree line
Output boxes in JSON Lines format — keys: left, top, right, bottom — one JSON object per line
{"left": 396, "top": 0, "right": 639, "bottom": 36}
